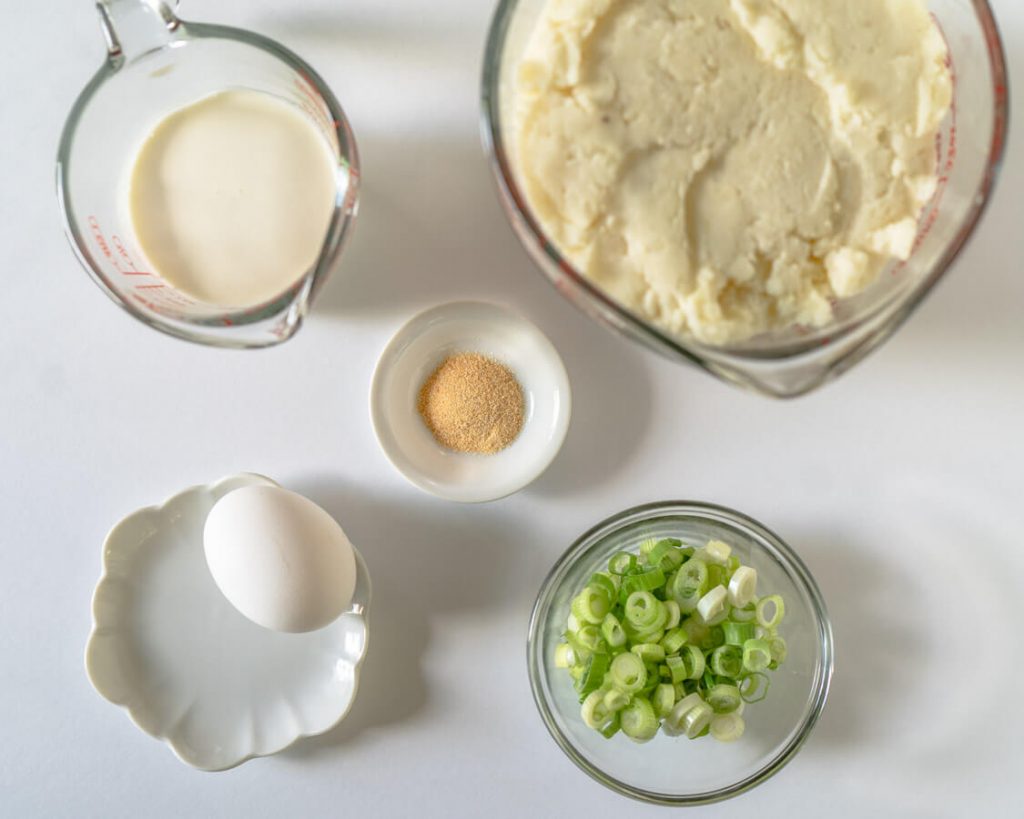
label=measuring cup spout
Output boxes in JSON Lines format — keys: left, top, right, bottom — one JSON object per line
{"left": 96, "top": 0, "right": 181, "bottom": 64}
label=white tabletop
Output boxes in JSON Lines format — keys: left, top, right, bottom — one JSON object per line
{"left": 2, "top": 1, "right": 1022, "bottom": 816}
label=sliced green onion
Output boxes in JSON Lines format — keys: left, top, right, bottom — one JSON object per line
{"left": 681, "top": 618, "right": 709, "bottom": 647}
{"left": 648, "top": 539, "right": 685, "bottom": 571}
{"left": 608, "top": 551, "right": 637, "bottom": 576}
{"left": 575, "top": 624, "right": 605, "bottom": 654}
{"left": 632, "top": 643, "right": 666, "bottom": 663}
{"left": 638, "top": 538, "right": 660, "bottom": 558}
{"left": 702, "top": 624, "right": 726, "bottom": 651}
{"left": 722, "top": 621, "right": 756, "bottom": 646}
{"left": 619, "top": 567, "right": 666, "bottom": 603}
{"left": 559, "top": 540, "right": 786, "bottom": 744}
{"left": 663, "top": 600, "right": 681, "bottom": 630}
{"left": 661, "top": 626, "right": 688, "bottom": 655}
{"left": 756, "top": 595, "right": 785, "bottom": 629}
{"left": 576, "top": 653, "right": 610, "bottom": 701}
{"left": 653, "top": 683, "right": 676, "bottom": 717}
{"left": 564, "top": 631, "right": 591, "bottom": 663}
{"left": 588, "top": 572, "right": 617, "bottom": 599}
{"left": 710, "top": 713, "right": 745, "bottom": 742}
{"left": 664, "top": 655, "right": 687, "bottom": 683}
{"left": 610, "top": 652, "right": 647, "bottom": 693}
{"left": 743, "top": 639, "right": 772, "bottom": 673}
{"left": 664, "top": 692, "right": 704, "bottom": 736}
{"left": 572, "top": 585, "right": 611, "bottom": 625}
{"left": 599, "top": 714, "right": 621, "bottom": 739}
{"left": 755, "top": 624, "right": 774, "bottom": 641}
{"left": 739, "top": 672, "right": 770, "bottom": 703}
{"left": 603, "top": 688, "right": 630, "bottom": 712}
{"left": 581, "top": 690, "right": 613, "bottom": 729}
{"left": 707, "top": 564, "right": 727, "bottom": 591}
{"left": 631, "top": 627, "right": 665, "bottom": 646}
{"left": 701, "top": 668, "right": 716, "bottom": 692}
{"left": 768, "top": 636, "right": 788, "bottom": 666}
{"left": 682, "top": 702, "right": 714, "bottom": 739}
{"left": 697, "top": 585, "right": 728, "bottom": 624}
{"left": 640, "top": 664, "right": 661, "bottom": 696}
{"left": 703, "top": 540, "right": 732, "bottom": 565}
{"left": 710, "top": 644, "right": 743, "bottom": 678}
{"left": 620, "top": 696, "right": 659, "bottom": 743}
{"left": 706, "top": 683, "right": 742, "bottom": 714}
{"left": 728, "top": 566, "right": 758, "bottom": 608}
{"left": 681, "top": 645, "right": 706, "bottom": 680}
{"left": 601, "top": 613, "right": 627, "bottom": 648}
{"left": 624, "top": 591, "right": 663, "bottom": 630}
{"left": 671, "top": 559, "right": 709, "bottom": 612}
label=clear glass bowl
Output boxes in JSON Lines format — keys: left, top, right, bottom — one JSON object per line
{"left": 527, "top": 502, "right": 834, "bottom": 805}
{"left": 482, "top": 0, "right": 1009, "bottom": 397}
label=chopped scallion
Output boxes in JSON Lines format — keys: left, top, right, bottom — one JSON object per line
{"left": 558, "top": 535, "right": 788, "bottom": 744}
{"left": 710, "top": 713, "right": 745, "bottom": 742}
{"left": 620, "top": 696, "right": 659, "bottom": 743}
{"left": 756, "top": 594, "right": 785, "bottom": 629}
{"left": 742, "top": 639, "right": 772, "bottom": 673}
{"left": 610, "top": 652, "right": 647, "bottom": 693}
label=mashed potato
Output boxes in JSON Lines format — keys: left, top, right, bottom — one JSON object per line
{"left": 515, "top": 0, "right": 952, "bottom": 344}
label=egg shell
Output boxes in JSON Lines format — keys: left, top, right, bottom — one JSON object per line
{"left": 203, "top": 485, "right": 357, "bottom": 633}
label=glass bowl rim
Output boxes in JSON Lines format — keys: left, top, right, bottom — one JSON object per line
{"left": 526, "top": 500, "right": 835, "bottom": 806}
{"left": 480, "top": 0, "right": 1010, "bottom": 367}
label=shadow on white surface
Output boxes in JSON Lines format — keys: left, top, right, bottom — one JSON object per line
{"left": 526, "top": 329, "right": 652, "bottom": 498}
{"left": 785, "top": 530, "right": 923, "bottom": 750}
{"left": 280, "top": 477, "right": 535, "bottom": 757}
{"left": 315, "top": 136, "right": 526, "bottom": 319}
{"left": 256, "top": 4, "right": 479, "bottom": 51}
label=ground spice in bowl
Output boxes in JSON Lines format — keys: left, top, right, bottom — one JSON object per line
{"left": 417, "top": 352, "right": 525, "bottom": 454}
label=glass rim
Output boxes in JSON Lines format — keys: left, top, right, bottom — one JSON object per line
{"left": 55, "top": 19, "right": 360, "bottom": 349}
{"left": 526, "top": 500, "right": 835, "bottom": 806}
{"left": 480, "top": 0, "right": 1010, "bottom": 367}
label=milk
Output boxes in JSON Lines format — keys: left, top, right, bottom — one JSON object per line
{"left": 129, "top": 90, "right": 337, "bottom": 309}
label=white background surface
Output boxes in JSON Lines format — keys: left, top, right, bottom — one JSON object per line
{"left": 1, "top": 1, "right": 1021, "bottom": 817}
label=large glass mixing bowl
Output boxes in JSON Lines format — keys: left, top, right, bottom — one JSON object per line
{"left": 482, "top": 1, "right": 1009, "bottom": 397}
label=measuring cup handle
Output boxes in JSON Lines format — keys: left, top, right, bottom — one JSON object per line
{"left": 96, "top": 0, "right": 182, "bottom": 62}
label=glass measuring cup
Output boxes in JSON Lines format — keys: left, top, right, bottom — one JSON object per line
{"left": 482, "top": 0, "right": 1009, "bottom": 397}
{"left": 57, "top": 0, "right": 360, "bottom": 347}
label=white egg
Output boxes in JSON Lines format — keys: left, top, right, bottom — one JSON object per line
{"left": 203, "top": 485, "right": 357, "bottom": 633}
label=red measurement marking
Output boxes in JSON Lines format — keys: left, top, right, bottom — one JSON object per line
{"left": 293, "top": 76, "right": 334, "bottom": 136}
{"left": 910, "top": 16, "right": 958, "bottom": 257}
{"left": 135, "top": 284, "right": 165, "bottom": 289}
{"left": 131, "top": 293, "right": 158, "bottom": 311}
{"left": 110, "top": 235, "right": 152, "bottom": 277}
{"left": 88, "top": 216, "right": 113, "bottom": 260}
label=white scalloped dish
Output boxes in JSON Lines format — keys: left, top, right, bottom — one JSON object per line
{"left": 85, "top": 473, "right": 371, "bottom": 771}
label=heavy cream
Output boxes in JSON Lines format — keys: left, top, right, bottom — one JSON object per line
{"left": 130, "top": 90, "right": 337, "bottom": 309}
{"left": 514, "top": 0, "right": 953, "bottom": 345}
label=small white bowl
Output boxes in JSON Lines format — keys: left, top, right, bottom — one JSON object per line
{"left": 371, "top": 301, "right": 571, "bottom": 503}
{"left": 85, "top": 473, "right": 371, "bottom": 771}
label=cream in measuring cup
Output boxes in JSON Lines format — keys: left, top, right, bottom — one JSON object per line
{"left": 58, "top": 0, "right": 359, "bottom": 346}
{"left": 129, "top": 89, "right": 338, "bottom": 309}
